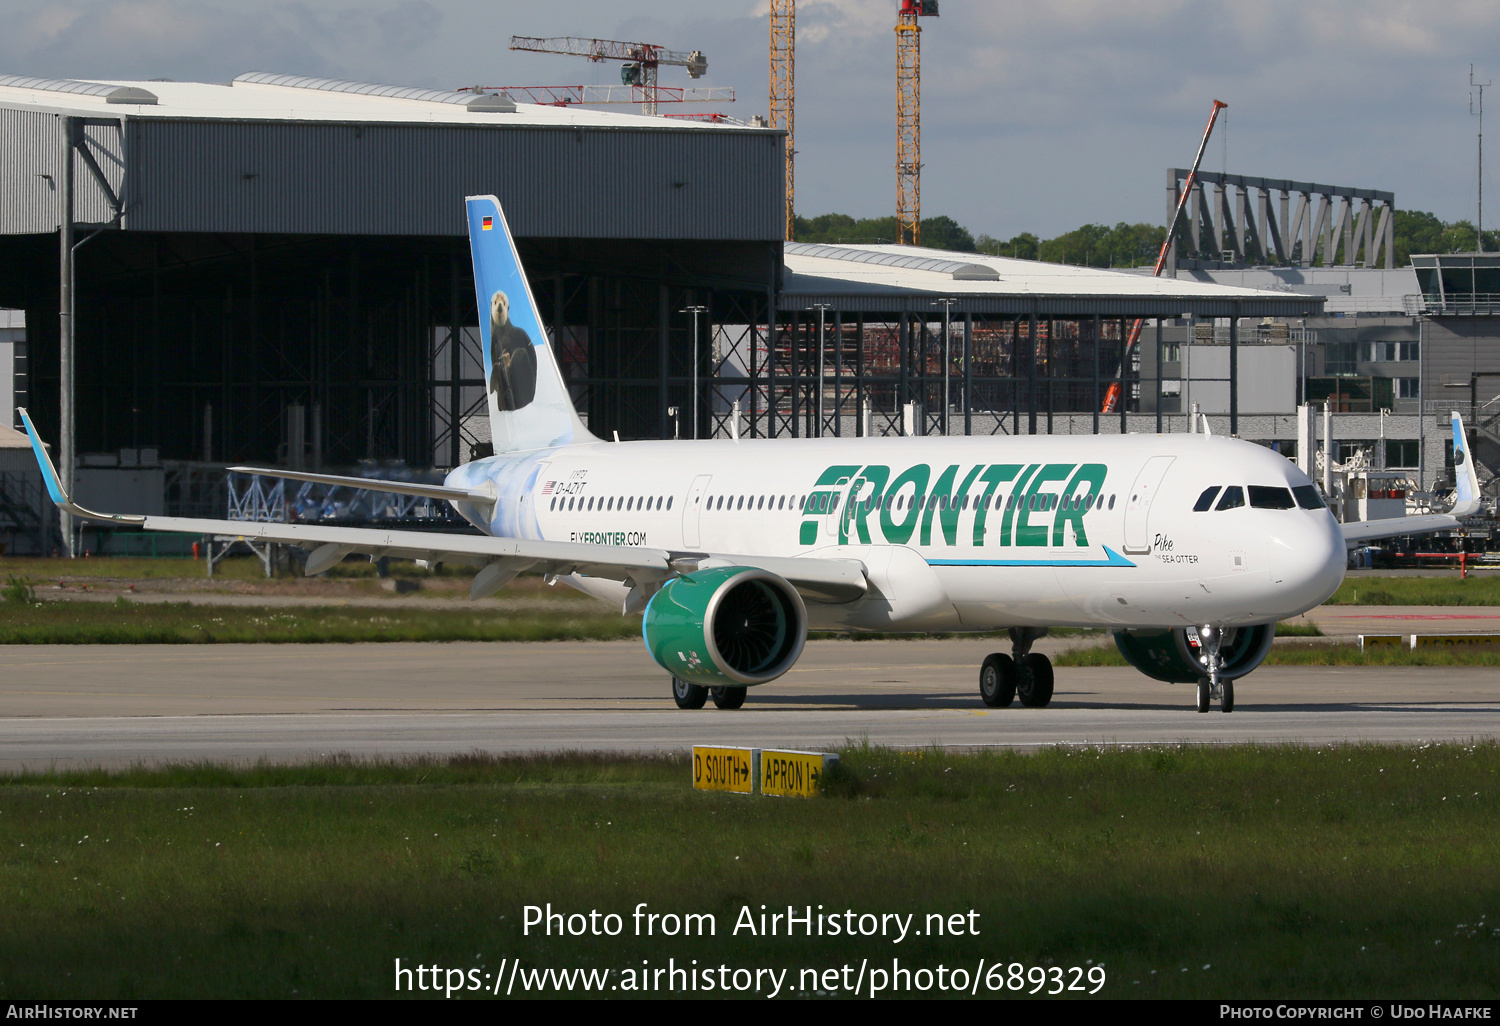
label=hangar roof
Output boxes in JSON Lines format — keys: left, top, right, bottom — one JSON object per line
{"left": 780, "top": 242, "right": 1325, "bottom": 317}
{"left": 0, "top": 73, "right": 782, "bottom": 241}
{"left": 0, "top": 72, "right": 741, "bottom": 130}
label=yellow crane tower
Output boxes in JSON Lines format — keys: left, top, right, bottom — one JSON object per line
{"left": 769, "top": 0, "right": 795, "bottom": 241}
{"left": 896, "top": 1, "right": 939, "bottom": 245}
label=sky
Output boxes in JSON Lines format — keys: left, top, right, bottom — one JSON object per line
{"left": 3, "top": 0, "right": 1499, "bottom": 240}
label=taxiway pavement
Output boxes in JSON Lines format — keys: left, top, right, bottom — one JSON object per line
{"left": 2, "top": 639, "right": 1497, "bottom": 770}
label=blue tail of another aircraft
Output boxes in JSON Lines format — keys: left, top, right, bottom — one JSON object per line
{"left": 465, "top": 195, "right": 593, "bottom": 454}
{"left": 1450, "top": 411, "right": 1483, "bottom": 517}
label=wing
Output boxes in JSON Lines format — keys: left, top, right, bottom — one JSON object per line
{"left": 1339, "top": 412, "right": 1483, "bottom": 545}
{"left": 18, "top": 409, "right": 866, "bottom": 604}
{"left": 1340, "top": 513, "right": 1462, "bottom": 544}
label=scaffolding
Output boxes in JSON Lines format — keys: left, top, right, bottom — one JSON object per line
{"left": 696, "top": 307, "right": 1144, "bottom": 441}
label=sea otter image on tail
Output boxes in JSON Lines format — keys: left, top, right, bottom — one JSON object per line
{"left": 466, "top": 194, "right": 589, "bottom": 452}
{"left": 488, "top": 289, "right": 537, "bottom": 411}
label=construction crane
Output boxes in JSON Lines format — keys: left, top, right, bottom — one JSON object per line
{"left": 895, "top": 1, "right": 938, "bottom": 246}
{"left": 508, "top": 36, "right": 708, "bottom": 116}
{"left": 1101, "top": 99, "right": 1228, "bottom": 415}
{"left": 457, "top": 84, "right": 733, "bottom": 107}
{"left": 769, "top": 0, "right": 795, "bottom": 241}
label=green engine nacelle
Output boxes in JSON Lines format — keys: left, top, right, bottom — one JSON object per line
{"left": 642, "top": 566, "right": 807, "bottom": 688}
{"left": 1113, "top": 623, "right": 1276, "bottom": 684}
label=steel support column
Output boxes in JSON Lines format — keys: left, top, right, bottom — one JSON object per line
{"left": 963, "top": 309, "right": 972, "bottom": 436}
{"left": 1027, "top": 308, "right": 1037, "bottom": 435}
{"left": 58, "top": 117, "right": 75, "bottom": 556}
{"left": 1091, "top": 313, "right": 1101, "bottom": 435}
{"left": 658, "top": 286, "right": 670, "bottom": 440}
{"left": 1229, "top": 305, "right": 1239, "bottom": 436}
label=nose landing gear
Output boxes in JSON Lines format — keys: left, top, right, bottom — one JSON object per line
{"left": 1194, "top": 625, "right": 1235, "bottom": 713}
{"left": 978, "top": 627, "right": 1053, "bottom": 708}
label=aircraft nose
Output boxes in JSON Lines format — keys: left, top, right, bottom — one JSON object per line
{"left": 1270, "top": 511, "right": 1346, "bottom": 613}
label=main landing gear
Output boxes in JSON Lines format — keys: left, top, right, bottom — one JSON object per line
{"left": 1194, "top": 625, "right": 1235, "bottom": 713}
{"left": 979, "top": 627, "right": 1054, "bottom": 708}
{"left": 671, "top": 677, "right": 747, "bottom": 710}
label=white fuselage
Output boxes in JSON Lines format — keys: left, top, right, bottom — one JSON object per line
{"left": 447, "top": 432, "right": 1347, "bottom": 632}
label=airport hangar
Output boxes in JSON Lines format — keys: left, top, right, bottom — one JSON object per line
{"left": 0, "top": 72, "right": 1319, "bottom": 555}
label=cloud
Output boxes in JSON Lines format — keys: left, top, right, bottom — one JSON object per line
{"left": 3, "top": 0, "right": 1499, "bottom": 235}
{"left": 0, "top": 0, "right": 443, "bottom": 83}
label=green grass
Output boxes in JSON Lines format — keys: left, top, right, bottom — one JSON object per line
{"left": 0, "top": 600, "right": 639, "bottom": 644}
{"left": 0, "top": 745, "right": 1497, "bottom": 999}
{"left": 1056, "top": 639, "right": 1500, "bottom": 668}
{"left": 2, "top": 555, "right": 281, "bottom": 582}
{"left": 1329, "top": 575, "right": 1500, "bottom": 606}
{"left": 0, "top": 554, "right": 487, "bottom": 582}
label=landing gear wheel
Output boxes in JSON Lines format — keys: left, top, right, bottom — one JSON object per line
{"left": 710, "top": 686, "right": 747, "bottom": 710}
{"left": 1220, "top": 679, "right": 1234, "bottom": 713}
{"left": 979, "top": 654, "right": 1017, "bottom": 707}
{"left": 672, "top": 676, "right": 708, "bottom": 710}
{"left": 1196, "top": 678, "right": 1211, "bottom": 713}
{"left": 1017, "top": 653, "right": 1054, "bottom": 708}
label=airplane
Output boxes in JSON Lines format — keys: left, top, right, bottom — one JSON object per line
{"left": 19, "top": 195, "right": 1485, "bottom": 714}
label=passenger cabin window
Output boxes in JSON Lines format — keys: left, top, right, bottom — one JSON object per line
{"left": 1292, "top": 485, "right": 1325, "bottom": 510}
{"left": 1193, "top": 486, "right": 1221, "bottom": 512}
{"left": 1215, "top": 486, "right": 1245, "bottom": 511}
{"left": 1248, "top": 486, "right": 1296, "bottom": 510}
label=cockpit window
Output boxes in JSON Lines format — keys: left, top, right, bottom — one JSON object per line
{"left": 1292, "top": 484, "right": 1326, "bottom": 510}
{"left": 1248, "top": 485, "right": 1296, "bottom": 510}
{"left": 1215, "top": 486, "right": 1245, "bottom": 511}
{"left": 1193, "top": 486, "right": 1221, "bottom": 512}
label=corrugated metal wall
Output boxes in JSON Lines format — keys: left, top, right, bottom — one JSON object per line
{"left": 120, "top": 119, "right": 783, "bottom": 240}
{"left": 1, "top": 110, "right": 131, "bottom": 233}
{"left": 0, "top": 109, "right": 62, "bottom": 233}
{"left": 76, "top": 120, "right": 126, "bottom": 225}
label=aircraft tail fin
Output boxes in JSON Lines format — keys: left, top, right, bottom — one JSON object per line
{"left": 465, "top": 195, "right": 595, "bottom": 455}
{"left": 1450, "top": 411, "right": 1483, "bottom": 517}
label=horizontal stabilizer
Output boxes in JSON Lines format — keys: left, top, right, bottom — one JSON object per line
{"left": 227, "top": 466, "right": 493, "bottom": 506}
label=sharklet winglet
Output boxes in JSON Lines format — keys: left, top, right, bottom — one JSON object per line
{"left": 16, "top": 408, "right": 146, "bottom": 525}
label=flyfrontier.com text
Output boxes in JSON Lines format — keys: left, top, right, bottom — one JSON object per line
{"left": 522, "top": 903, "right": 981, "bottom": 944}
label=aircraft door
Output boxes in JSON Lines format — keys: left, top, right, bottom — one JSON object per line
{"left": 822, "top": 474, "right": 853, "bottom": 538}
{"left": 1123, "top": 456, "right": 1175, "bottom": 554}
{"left": 682, "top": 474, "right": 712, "bottom": 547}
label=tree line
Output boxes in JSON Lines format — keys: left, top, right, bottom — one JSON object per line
{"left": 793, "top": 209, "right": 1500, "bottom": 267}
